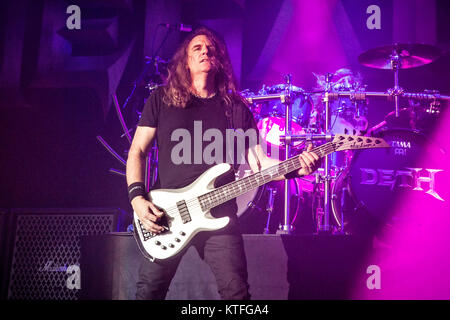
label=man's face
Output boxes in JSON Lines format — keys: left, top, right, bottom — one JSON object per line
{"left": 187, "top": 35, "right": 215, "bottom": 77}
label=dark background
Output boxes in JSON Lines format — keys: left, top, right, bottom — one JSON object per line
{"left": 0, "top": 0, "right": 449, "bottom": 224}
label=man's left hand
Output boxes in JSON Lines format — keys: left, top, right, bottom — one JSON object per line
{"left": 297, "top": 144, "right": 320, "bottom": 176}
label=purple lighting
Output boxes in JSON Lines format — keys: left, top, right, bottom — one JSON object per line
{"left": 263, "top": 0, "right": 348, "bottom": 87}
{"left": 352, "top": 108, "right": 450, "bottom": 299}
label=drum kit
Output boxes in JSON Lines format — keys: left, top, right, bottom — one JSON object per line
{"left": 236, "top": 43, "right": 449, "bottom": 235}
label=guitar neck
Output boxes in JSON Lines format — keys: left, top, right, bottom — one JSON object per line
{"left": 198, "top": 141, "right": 336, "bottom": 211}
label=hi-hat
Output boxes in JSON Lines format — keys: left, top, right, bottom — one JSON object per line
{"left": 358, "top": 43, "right": 442, "bottom": 69}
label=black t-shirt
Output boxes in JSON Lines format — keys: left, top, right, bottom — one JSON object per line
{"left": 138, "top": 86, "right": 258, "bottom": 218}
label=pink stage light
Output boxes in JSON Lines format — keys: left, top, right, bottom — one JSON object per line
{"left": 263, "top": 0, "right": 348, "bottom": 88}
{"left": 351, "top": 107, "right": 450, "bottom": 299}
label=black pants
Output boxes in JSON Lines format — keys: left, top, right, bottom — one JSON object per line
{"left": 135, "top": 229, "right": 250, "bottom": 300}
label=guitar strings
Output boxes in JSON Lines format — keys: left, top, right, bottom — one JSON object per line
{"left": 163, "top": 143, "right": 338, "bottom": 217}
{"left": 161, "top": 142, "right": 338, "bottom": 218}
{"left": 165, "top": 142, "right": 337, "bottom": 216}
{"left": 198, "top": 143, "right": 337, "bottom": 210}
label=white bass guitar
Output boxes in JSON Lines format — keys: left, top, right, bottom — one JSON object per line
{"left": 133, "top": 134, "right": 389, "bottom": 261}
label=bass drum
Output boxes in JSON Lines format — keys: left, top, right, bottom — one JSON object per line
{"left": 235, "top": 164, "right": 303, "bottom": 234}
{"left": 332, "top": 128, "right": 448, "bottom": 234}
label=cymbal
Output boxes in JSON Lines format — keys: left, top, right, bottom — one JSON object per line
{"left": 358, "top": 43, "right": 442, "bottom": 69}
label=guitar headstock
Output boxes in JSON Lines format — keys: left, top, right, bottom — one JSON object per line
{"left": 332, "top": 134, "right": 390, "bottom": 152}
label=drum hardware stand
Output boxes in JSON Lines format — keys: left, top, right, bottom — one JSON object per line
{"left": 243, "top": 79, "right": 300, "bottom": 235}
{"left": 389, "top": 48, "right": 404, "bottom": 118}
{"left": 245, "top": 93, "right": 288, "bottom": 104}
{"left": 347, "top": 89, "right": 368, "bottom": 120}
{"left": 279, "top": 135, "right": 335, "bottom": 234}
{"left": 311, "top": 176, "right": 325, "bottom": 233}
{"left": 285, "top": 88, "right": 381, "bottom": 234}
{"left": 317, "top": 82, "right": 374, "bottom": 234}
{"left": 264, "top": 187, "right": 277, "bottom": 234}
{"left": 244, "top": 76, "right": 344, "bottom": 235}
{"left": 281, "top": 133, "right": 333, "bottom": 142}
{"left": 403, "top": 90, "right": 450, "bottom": 115}
{"left": 277, "top": 74, "right": 295, "bottom": 235}
{"left": 315, "top": 73, "right": 335, "bottom": 233}
{"left": 277, "top": 73, "right": 338, "bottom": 235}
{"left": 427, "top": 100, "right": 441, "bottom": 115}
{"left": 247, "top": 200, "right": 262, "bottom": 212}
{"left": 338, "top": 184, "right": 350, "bottom": 233}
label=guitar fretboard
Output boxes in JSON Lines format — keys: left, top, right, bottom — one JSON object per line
{"left": 198, "top": 141, "right": 336, "bottom": 211}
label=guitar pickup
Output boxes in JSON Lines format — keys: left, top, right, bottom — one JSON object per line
{"left": 177, "top": 200, "right": 192, "bottom": 224}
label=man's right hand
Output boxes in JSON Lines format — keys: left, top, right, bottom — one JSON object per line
{"left": 131, "top": 196, "right": 165, "bottom": 234}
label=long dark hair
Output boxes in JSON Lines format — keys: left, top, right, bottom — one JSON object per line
{"left": 163, "top": 26, "right": 245, "bottom": 108}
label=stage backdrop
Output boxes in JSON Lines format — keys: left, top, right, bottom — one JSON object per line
{"left": 0, "top": 0, "right": 449, "bottom": 300}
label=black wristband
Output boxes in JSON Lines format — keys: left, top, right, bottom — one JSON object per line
{"left": 284, "top": 170, "right": 300, "bottom": 179}
{"left": 128, "top": 182, "right": 147, "bottom": 202}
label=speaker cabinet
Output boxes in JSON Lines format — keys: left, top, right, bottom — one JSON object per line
{"left": 3, "top": 208, "right": 126, "bottom": 300}
{"left": 0, "top": 209, "right": 9, "bottom": 298}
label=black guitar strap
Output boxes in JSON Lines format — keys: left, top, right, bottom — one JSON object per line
{"left": 224, "top": 102, "right": 236, "bottom": 171}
